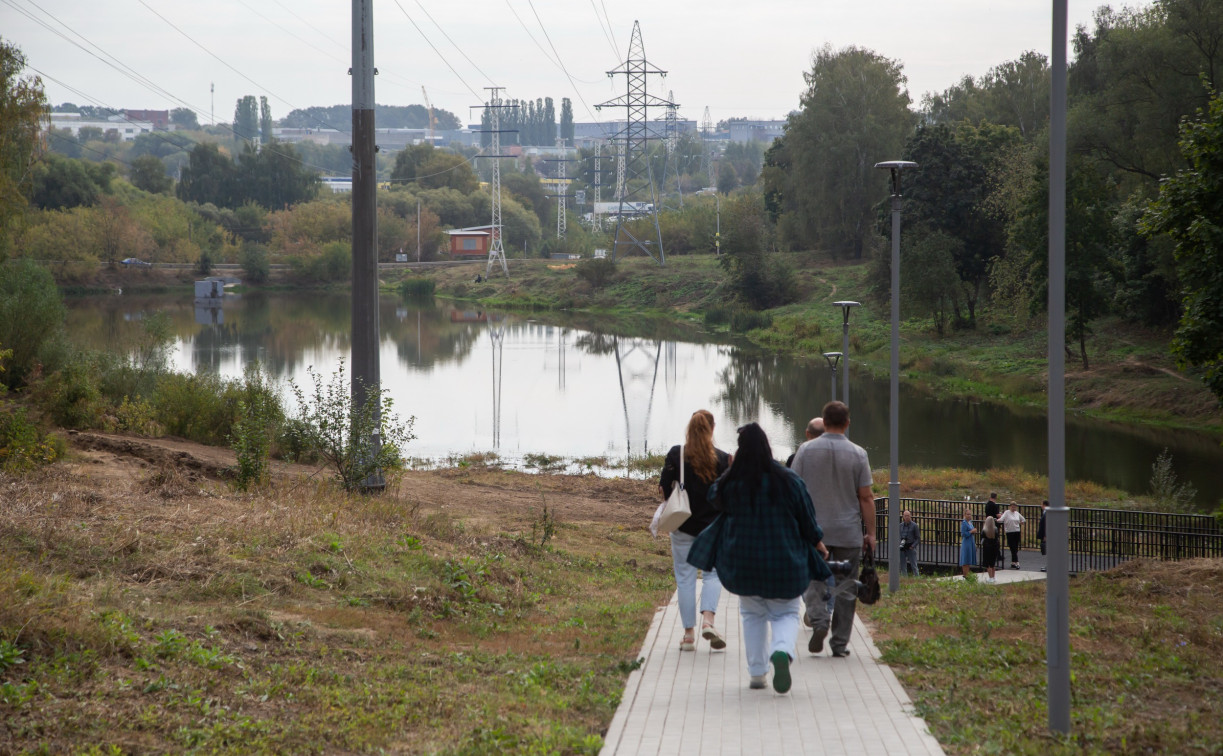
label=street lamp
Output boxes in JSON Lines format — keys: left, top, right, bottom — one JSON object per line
{"left": 832, "top": 301, "right": 860, "bottom": 411}
{"left": 822, "top": 352, "right": 842, "bottom": 403}
{"left": 874, "top": 159, "right": 916, "bottom": 595}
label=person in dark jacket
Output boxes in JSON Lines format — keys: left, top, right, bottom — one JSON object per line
{"left": 659, "top": 409, "right": 731, "bottom": 652}
{"left": 687, "top": 423, "right": 831, "bottom": 694}
{"left": 899, "top": 509, "right": 921, "bottom": 576}
{"left": 1038, "top": 500, "right": 1049, "bottom": 572}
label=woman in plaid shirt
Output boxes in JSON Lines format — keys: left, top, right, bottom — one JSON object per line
{"left": 688, "top": 423, "right": 833, "bottom": 694}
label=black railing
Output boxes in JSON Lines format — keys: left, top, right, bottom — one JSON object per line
{"left": 872, "top": 498, "right": 1223, "bottom": 573}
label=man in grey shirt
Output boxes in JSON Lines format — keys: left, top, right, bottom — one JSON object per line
{"left": 791, "top": 401, "right": 876, "bottom": 657}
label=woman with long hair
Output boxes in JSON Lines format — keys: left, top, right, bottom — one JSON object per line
{"left": 687, "top": 423, "right": 831, "bottom": 694}
{"left": 658, "top": 409, "right": 731, "bottom": 652}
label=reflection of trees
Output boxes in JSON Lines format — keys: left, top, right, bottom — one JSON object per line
{"left": 574, "top": 331, "right": 618, "bottom": 356}
{"left": 384, "top": 299, "right": 480, "bottom": 370}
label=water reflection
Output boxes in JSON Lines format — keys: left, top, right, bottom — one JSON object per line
{"left": 63, "top": 291, "right": 1223, "bottom": 505}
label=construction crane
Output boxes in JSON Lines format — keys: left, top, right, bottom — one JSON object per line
{"left": 421, "top": 86, "right": 436, "bottom": 143}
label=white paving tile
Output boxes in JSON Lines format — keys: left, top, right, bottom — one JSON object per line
{"left": 601, "top": 584, "right": 946, "bottom": 756}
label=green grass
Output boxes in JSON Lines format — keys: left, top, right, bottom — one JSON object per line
{"left": 860, "top": 560, "right": 1223, "bottom": 755}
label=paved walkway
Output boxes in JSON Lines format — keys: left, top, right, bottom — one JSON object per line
{"left": 601, "top": 584, "right": 945, "bottom": 756}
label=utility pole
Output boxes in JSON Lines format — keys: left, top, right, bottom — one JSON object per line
{"left": 350, "top": 0, "right": 382, "bottom": 490}
{"left": 596, "top": 20, "right": 675, "bottom": 264}
{"left": 210, "top": 82, "right": 214, "bottom": 126}
{"left": 416, "top": 198, "right": 421, "bottom": 262}
{"left": 473, "top": 88, "right": 517, "bottom": 278}
{"left": 593, "top": 143, "right": 603, "bottom": 230}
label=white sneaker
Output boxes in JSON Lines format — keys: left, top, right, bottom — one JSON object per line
{"left": 749, "top": 675, "right": 767, "bottom": 690}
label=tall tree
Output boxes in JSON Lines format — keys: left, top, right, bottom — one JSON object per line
{"left": 259, "top": 96, "right": 273, "bottom": 143}
{"left": 922, "top": 52, "right": 1049, "bottom": 139}
{"left": 178, "top": 143, "right": 237, "bottom": 207}
{"left": 1140, "top": 89, "right": 1223, "bottom": 401}
{"left": 560, "top": 98, "right": 574, "bottom": 145}
{"left": 765, "top": 45, "right": 913, "bottom": 258}
{"left": 170, "top": 107, "right": 200, "bottom": 130}
{"left": 234, "top": 95, "right": 259, "bottom": 143}
{"left": 0, "top": 39, "right": 47, "bottom": 254}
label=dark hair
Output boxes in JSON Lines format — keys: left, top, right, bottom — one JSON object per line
{"left": 989, "top": 492, "right": 998, "bottom": 499}
{"left": 822, "top": 400, "right": 849, "bottom": 429}
{"left": 724, "top": 422, "right": 780, "bottom": 501}
{"left": 1042, "top": 500, "right": 1049, "bottom": 507}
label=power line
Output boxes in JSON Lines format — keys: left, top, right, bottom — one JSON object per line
{"left": 502, "top": 0, "right": 602, "bottom": 86}
{"left": 411, "top": 0, "right": 495, "bottom": 87}
{"left": 388, "top": 0, "right": 486, "bottom": 101}
{"left": 522, "top": 0, "right": 613, "bottom": 136}
{"left": 588, "top": 0, "right": 620, "bottom": 60}
{"left": 134, "top": 0, "right": 349, "bottom": 134}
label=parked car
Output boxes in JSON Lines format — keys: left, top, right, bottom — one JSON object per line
{"left": 120, "top": 258, "right": 152, "bottom": 267}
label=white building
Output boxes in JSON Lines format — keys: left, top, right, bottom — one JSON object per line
{"left": 45, "top": 112, "right": 154, "bottom": 142}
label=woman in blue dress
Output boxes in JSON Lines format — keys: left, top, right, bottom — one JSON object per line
{"left": 959, "top": 509, "right": 977, "bottom": 579}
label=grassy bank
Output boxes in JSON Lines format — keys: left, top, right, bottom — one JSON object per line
{"left": 398, "top": 254, "right": 1221, "bottom": 435}
{"left": 0, "top": 454, "right": 670, "bottom": 754}
{"left": 860, "top": 560, "right": 1223, "bottom": 755}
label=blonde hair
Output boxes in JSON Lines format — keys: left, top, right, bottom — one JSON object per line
{"left": 684, "top": 409, "right": 718, "bottom": 483}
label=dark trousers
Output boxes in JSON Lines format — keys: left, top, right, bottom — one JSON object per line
{"left": 1006, "top": 531, "right": 1021, "bottom": 563}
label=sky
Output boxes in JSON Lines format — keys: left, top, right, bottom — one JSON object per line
{"left": 5, "top": 0, "right": 1154, "bottom": 129}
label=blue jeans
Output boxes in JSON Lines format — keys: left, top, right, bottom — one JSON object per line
{"left": 670, "top": 531, "right": 722, "bottom": 629}
{"left": 738, "top": 595, "right": 800, "bottom": 676}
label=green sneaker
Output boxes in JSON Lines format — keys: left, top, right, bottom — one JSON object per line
{"left": 770, "top": 651, "right": 791, "bottom": 694}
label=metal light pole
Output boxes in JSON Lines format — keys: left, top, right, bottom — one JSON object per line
{"left": 822, "top": 352, "right": 842, "bottom": 403}
{"left": 874, "top": 160, "right": 915, "bottom": 595}
{"left": 1047, "top": 0, "right": 1072, "bottom": 735}
{"left": 715, "top": 193, "right": 721, "bottom": 255}
{"left": 833, "top": 300, "right": 860, "bottom": 410}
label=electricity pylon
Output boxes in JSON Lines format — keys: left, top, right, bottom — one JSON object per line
{"left": 658, "top": 90, "right": 682, "bottom": 209}
{"left": 596, "top": 21, "right": 674, "bottom": 265}
{"left": 700, "top": 106, "right": 714, "bottom": 185}
{"left": 473, "top": 87, "right": 517, "bottom": 277}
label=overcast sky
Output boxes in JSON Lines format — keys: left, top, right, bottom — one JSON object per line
{"left": 6, "top": 0, "right": 1151, "bottom": 128}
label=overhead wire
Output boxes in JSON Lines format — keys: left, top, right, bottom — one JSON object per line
{"left": 387, "top": 0, "right": 486, "bottom": 102}
{"left": 587, "top": 0, "right": 620, "bottom": 60}
{"left": 522, "top": 0, "right": 613, "bottom": 137}
{"left": 133, "top": 0, "right": 349, "bottom": 134}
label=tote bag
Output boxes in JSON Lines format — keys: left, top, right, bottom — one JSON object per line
{"left": 650, "top": 442, "right": 692, "bottom": 536}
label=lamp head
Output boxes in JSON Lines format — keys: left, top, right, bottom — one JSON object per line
{"left": 874, "top": 160, "right": 917, "bottom": 195}
{"left": 833, "top": 300, "right": 861, "bottom": 324}
{"left": 822, "top": 351, "right": 842, "bottom": 370}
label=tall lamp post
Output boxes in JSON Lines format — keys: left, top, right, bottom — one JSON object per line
{"left": 832, "top": 300, "right": 860, "bottom": 411}
{"left": 1047, "top": 0, "right": 1071, "bottom": 735}
{"left": 874, "top": 160, "right": 916, "bottom": 595}
{"left": 822, "top": 352, "right": 842, "bottom": 403}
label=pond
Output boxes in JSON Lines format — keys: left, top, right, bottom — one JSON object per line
{"left": 65, "top": 290, "right": 1223, "bottom": 507}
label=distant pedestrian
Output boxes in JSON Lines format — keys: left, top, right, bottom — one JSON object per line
{"left": 785, "top": 417, "right": 823, "bottom": 468}
{"left": 658, "top": 409, "right": 731, "bottom": 652}
{"left": 998, "top": 502, "right": 1026, "bottom": 569}
{"left": 980, "top": 500, "right": 1001, "bottom": 584}
{"left": 1038, "top": 500, "right": 1049, "bottom": 572}
{"left": 987, "top": 492, "right": 1004, "bottom": 569}
{"left": 899, "top": 509, "right": 920, "bottom": 577}
{"left": 791, "top": 401, "right": 876, "bottom": 659}
{"left": 959, "top": 510, "right": 977, "bottom": 579}
{"left": 688, "top": 423, "right": 832, "bottom": 694}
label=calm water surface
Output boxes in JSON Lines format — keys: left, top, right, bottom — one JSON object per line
{"left": 65, "top": 291, "right": 1223, "bottom": 506}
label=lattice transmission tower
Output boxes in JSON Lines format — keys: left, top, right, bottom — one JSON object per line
{"left": 597, "top": 21, "right": 674, "bottom": 265}
{"left": 474, "top": 87, "right": 517, "bottom": 277}
{"left": 657, "top": 90, "right": 682, "bottom": 209}
{"left": 700, "top": 106, "right": 714, "bottom": 186}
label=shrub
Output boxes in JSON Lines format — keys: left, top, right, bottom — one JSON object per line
{"left": 1150, "top": 448, "right": 1198, "bottom": 511}
{"left": 0, "top": 406, "right": 65, "bottom": 473}
{"left": 290, "top": 241, "right": 351, "bottom": 284}
{"left": 399, "top": 277, "right": 435, "bottom": 298}
{"left": 151, "top": 372, "right": 239, "bottom": 445}
{"left": 729, "top": 309, "right": 773, "bottom": 332}
{"left": 229, "top": 364, "right": 281, "bottom": 491}
{"left": 575, "top": 257, "right": 616, "bottom": 289}
{"left": 241, "top": 243, "right": 271, "bottom": 284}
{"left": 0, "top": 259, "right": 68, "bottom": 389}
{"left": 288, "top": 359, "right": 415, "bottom": 490}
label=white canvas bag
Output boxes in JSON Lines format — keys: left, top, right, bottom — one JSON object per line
{"left": 650, "top": 442, "right": 692, "bottom": 537}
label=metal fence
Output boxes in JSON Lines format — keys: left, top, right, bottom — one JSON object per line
{"left": 873, "top": 498, "right": 1223, "bottom": 573}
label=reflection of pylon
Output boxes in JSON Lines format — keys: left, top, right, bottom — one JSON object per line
{"left": 558, "top": 329, "right": 567, "bottom": 390}
{"left": 596, "top": 21, "right": 674, "bottom": 265}
{"left": 613, "top": 336, "right": 662, "bottom": 458}
{"left": 489, "top": 320, "right": 504, "bottom": 448}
